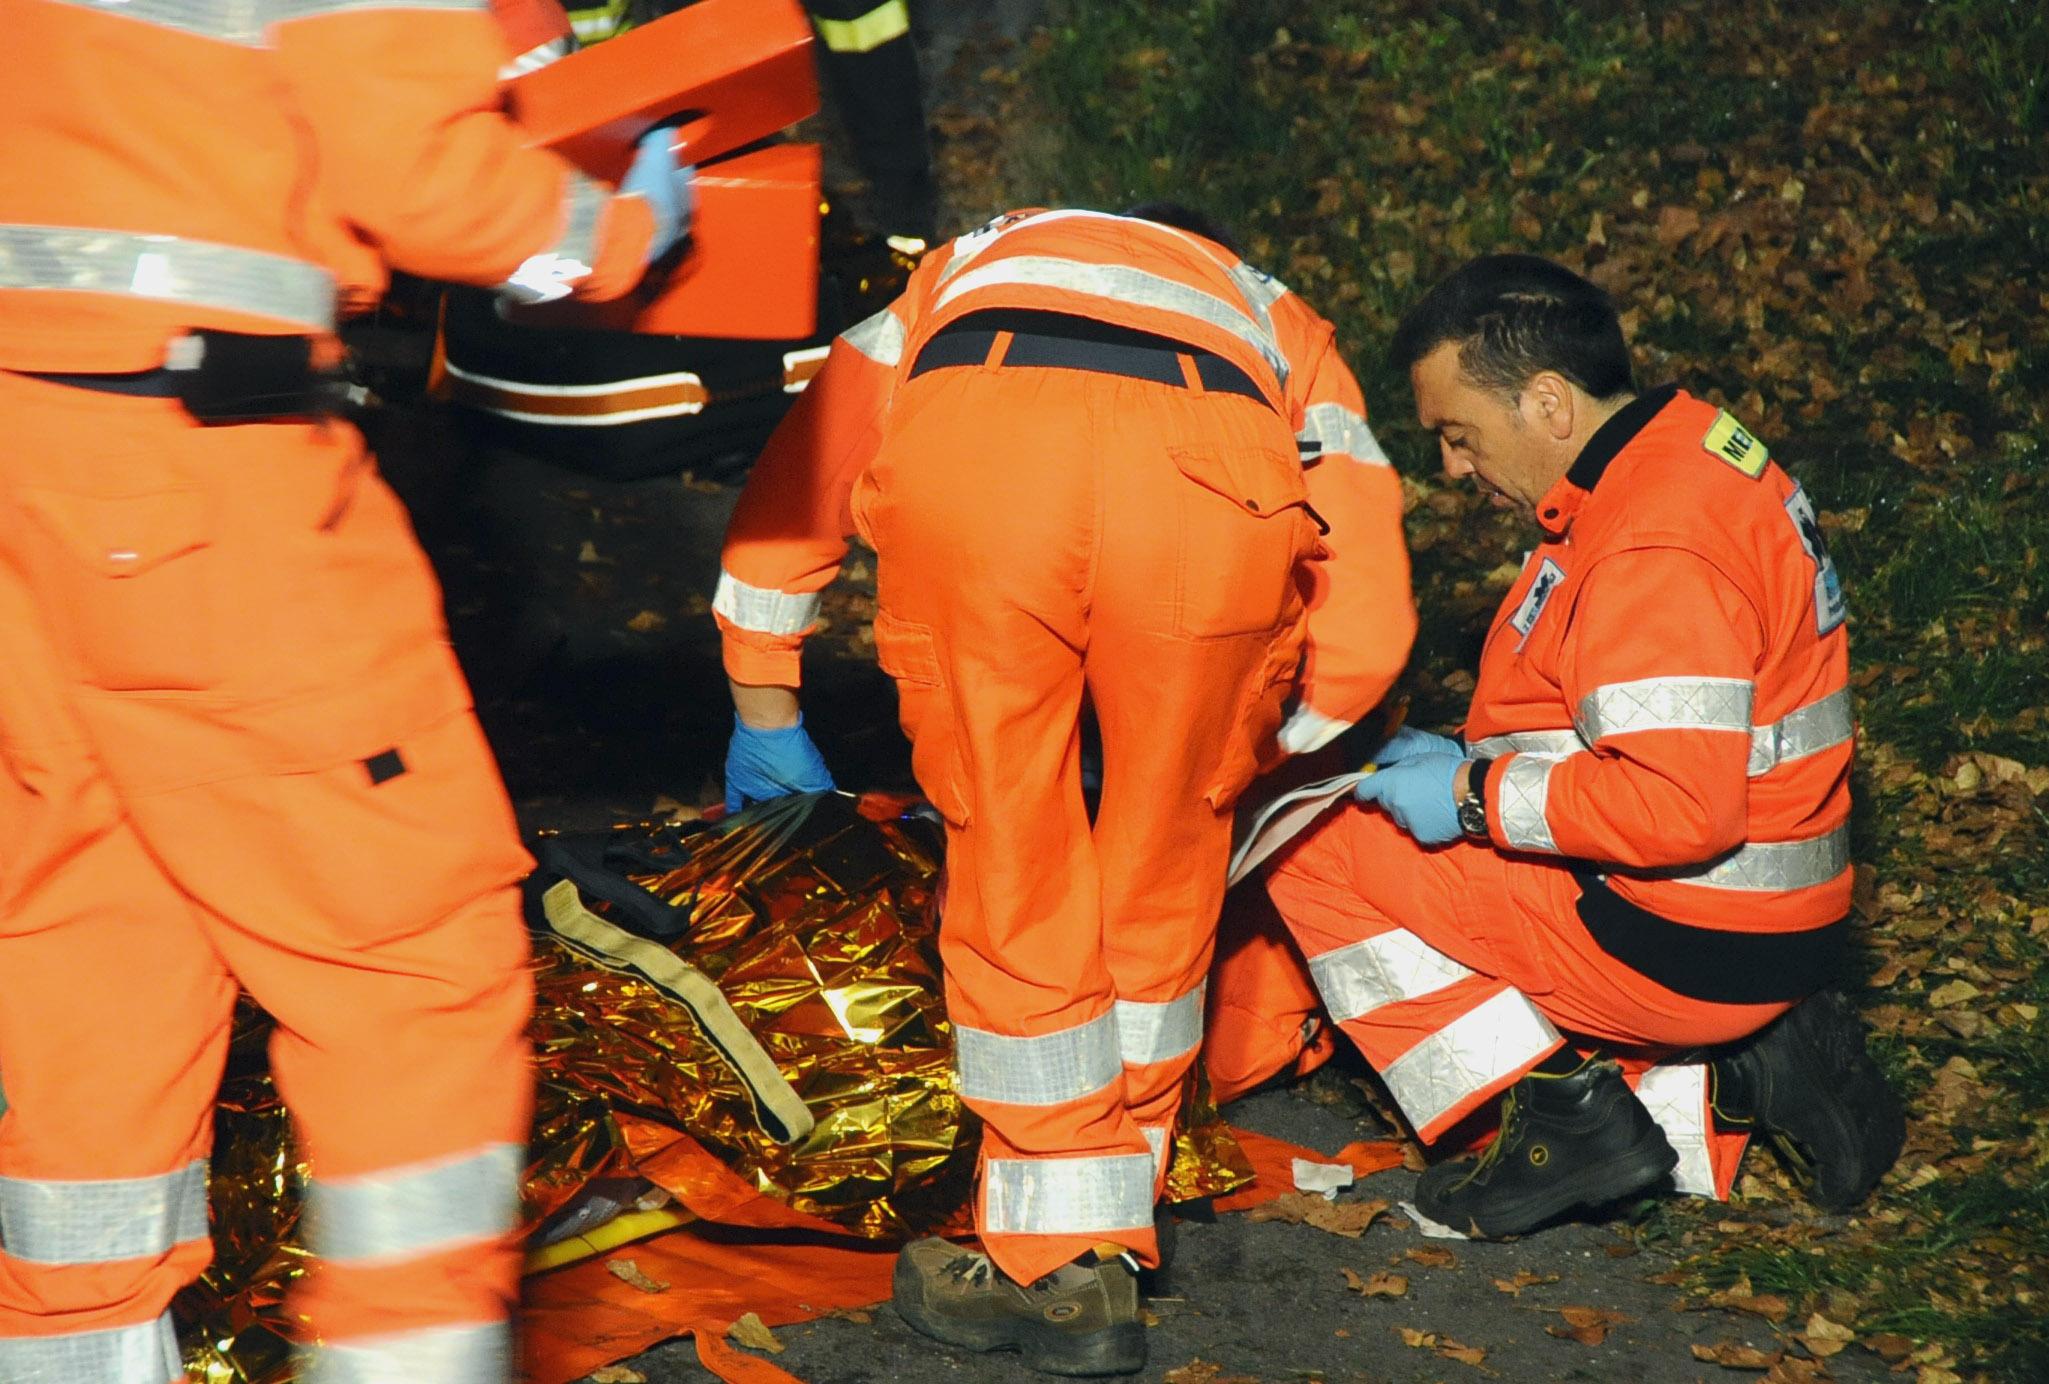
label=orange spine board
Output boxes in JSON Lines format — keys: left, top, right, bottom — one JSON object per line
{"left": 508, "top": 0, "right": 819, "bottom": 180}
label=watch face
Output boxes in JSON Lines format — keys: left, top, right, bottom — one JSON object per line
{"left": 1458, "top": 795, "right": 1489, "bottom": 837}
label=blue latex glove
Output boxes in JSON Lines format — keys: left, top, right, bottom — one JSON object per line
{"left": 621, "top": 125, "right": 697, "bottom": 264}
{"left": 1352, "top": 753, "right": 1463, "bottom": 845}
{"left": 1372, "top": 724, "right": 1464, "bottom": 767}
{"left": 724, "top": 713, "right": 835, "bottom": 813}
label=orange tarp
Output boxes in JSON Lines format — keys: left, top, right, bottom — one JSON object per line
{"left": 520, "top": 1126, "right": 1402, "bottom": 1384}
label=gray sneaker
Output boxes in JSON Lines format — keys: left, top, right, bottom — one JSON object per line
{"left": 891, "top": 1237, "right": 1145, "bottom": 1376}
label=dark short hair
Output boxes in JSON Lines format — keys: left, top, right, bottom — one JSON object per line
{"left": 1389, "top": 254, "right": 1635, "bottom": 401}
{"left": 1123, "top": 201, "right": 1242, "bottom": 257}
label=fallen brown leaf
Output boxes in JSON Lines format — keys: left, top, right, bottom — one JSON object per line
{"left": 818, "top": 1307, "right": 873, "bottom": 1325}
{"left": 1493, "top": 1270, "right": 1560, "bottom": 1296}
{"left": 604, "top": 1258, "right": 668, "bottom": 1293}
{"left": 588, "top": 1367, "right": 649, "bottom": 1384}
{"left": 625, "top": 609, "right": 667, "bottom": 633}
{"left": 1342, "top": 1267, "right": 1408, "bottom": 1298}
{"left": 1403, "top": 1245, "right": 1458, "bottom": 1269}
{"left": 1246, "top": 1192, "right": 1390, "bottom": 1237}
{"left": 1438, "top": 1339, "right": 1487, "bottom": 1366}
{"left": 1161, "top": 1362, "right": 1256, "bottom": 1384}
{"left": 1691, "top": 1340, "right": 1784, "bottom": 1370}
{"left": 1796, "top": 1311, "right": 1856, "bottom": 1358}
{"left": 1704, "top": 1278, "right": 1792, "bottom": 1322}
{"left": 1861, "top": 1332, "right": 1917, "bottom": 1362}
{"left": 1547, "top": 1305, "right": 1630, "bottom": 1345}
{"left": 726, "top": 1312, "right": 784, "bottom": 1354}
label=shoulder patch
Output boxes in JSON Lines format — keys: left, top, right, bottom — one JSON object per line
{"left": 1702, "top": 410, "right": 1771, "bottom": 478}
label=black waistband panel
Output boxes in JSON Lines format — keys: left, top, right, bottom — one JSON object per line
{"left": 1573, "top": 872, "right": 1848, "bottom": 1005}
{"left": 910, "top": 309, "right": 1267, "bottom": 404}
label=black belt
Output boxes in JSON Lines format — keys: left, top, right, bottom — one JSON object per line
{"left": 14, "top": 329, "right": 342, "bottom": 423}
{"left": 908, "top": 308, "right": 1269, "bottom": 405}
{"left": 1573, "top": 872, "right": 1848, "bottom": 1005}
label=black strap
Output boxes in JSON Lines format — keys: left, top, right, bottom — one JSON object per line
{"left": 1573, "top": 872, "right": 1848, "bottom": 1005}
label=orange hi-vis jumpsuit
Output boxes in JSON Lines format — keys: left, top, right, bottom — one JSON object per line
{"left": 1268, "top": 386, "right": 1854, "bottom": 1200}
{"left": 0, "top": 0, "right": 659, "bottom": 1379}
{"left": 717, "top": 208, "right": 1416, "bottom": 1283}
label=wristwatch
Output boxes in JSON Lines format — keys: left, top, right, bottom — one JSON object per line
{"left": 1456, "top": 757, "right": 1494, "bottom": 839}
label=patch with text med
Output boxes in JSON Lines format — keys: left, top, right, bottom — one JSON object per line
{"left": 1510, "top": 557, "right": 1568, "bottom": 641}
{"left": 1702, "top": 409, "right": 1771, "bottom": 478}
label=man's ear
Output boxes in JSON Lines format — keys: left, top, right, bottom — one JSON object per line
{"left": 1524, "top": 370, "right": 1577, "bottom": 441}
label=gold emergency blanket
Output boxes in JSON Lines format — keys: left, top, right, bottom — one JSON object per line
{"left": 176, "top": 791, "right": 1252, "bottom": 1382}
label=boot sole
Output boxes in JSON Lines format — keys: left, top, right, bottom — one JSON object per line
{"left": 1436, "top": 1140, "right": 1680, "bottom": 1239}
{"left": 892, "top": 1262, "right": 1146, "bottom": 1376}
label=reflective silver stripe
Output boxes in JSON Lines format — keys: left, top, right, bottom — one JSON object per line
{"left": 0, "top": 225, "right": 335, "bottom": 332}
{"left": 1300, "top": 402, "right": 1390, "bottom": 466}
{"left": 932, "top": 256, "right": 1288, "bottom": 385}
{"left": 499, "top": 172, "right": 605, "bottom": 306}
{"left": 1635, "top": 824, "right": 1851, "bottom": 892}
{"left": 1465, "top": 727, "right": 1584, "bottom": 760}
{"left": 39, "top": 0, "right": 484, "bottom": 43}
{"left": 840, "top": 308, "right": 905, "bottom": 366}
{"left": 297, "top": 1319, "right": 509, "bottom": 1384}
{"left": 1308, "top": 931, "right": 1472, "bottom": 1024}
{"left": 498, "top": 36, "right": 568, "bottom": 78}
{"left": 1474, "top": 691, "right": 1852, "bottom": 781}
{"left": 1380, "top": 988, "right": 1561, "bottom": 1136}
{"left": 1636, "top": 1064, "right": 1717, "bottom": 1197}
{"left": 303, "top": 1144, "right": 520, "bottom": 1265}
{"left": 1142, "top": 1125, "right": 1170, "bottom": 1176}
{"left": 1116, "top": 983, "right": 1204, "bottom": 1067}
{"left": 954, "top": 1009, "right": 1121, "bottom": 1106}
{"left": 271, "top": 0, "right": 488, "bottom": 21}
{"left": 982, "top": 1153, "right": 1155, "bottom": 1234}
{"left": 1277, "top": 704, "right": 1351, "bottom": 756}
{"left": 0, "top": 1160, "right": 208, "bottom": 1265}
{"left": 1575, "top": 676, "right": 1754, "bottom": 741}
{"left": 1225, "top": 260, "right": 1290, "bottom": 330}
{"left": 935, "top": 208, "right": 1129, "bottom": 287}
{"left": 1749, "top": 687, "right": 1853, "bottom": 774}
{"left": 1496, "top": 754, "right": 1559, "bottom": 853}
{"left": 0, "top": 1314, "right": 181, "bottom": 1384}
{"left": 712, "top": 570, "right": 822, "bottom": 637}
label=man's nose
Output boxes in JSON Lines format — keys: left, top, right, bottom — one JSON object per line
{"left": 1440, "top": 446, "right": 1473, "bottom": 480}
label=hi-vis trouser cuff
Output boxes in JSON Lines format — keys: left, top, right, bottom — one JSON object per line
{"left": 0, "top": 1315, "right": 182, "bottom": 1384}
{"left": 297, "top": 1319, "right": 510, "bottom": 1384}
{"left": 0, "top": 1160, "right": 209, "bottom": 1264}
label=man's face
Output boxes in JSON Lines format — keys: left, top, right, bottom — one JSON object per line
{"left": 1410, "top": 343, "right": 1563, "bottom": 513}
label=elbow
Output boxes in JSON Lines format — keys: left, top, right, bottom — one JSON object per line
{"left": 1656, "top": 789, "right": 1748, "bottom": 865}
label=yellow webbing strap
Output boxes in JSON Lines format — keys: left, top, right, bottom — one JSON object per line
{"left": 814, "top": 0, "right": 908, "bottom": 53}
{"left": 524, "top": 1205, "right": 695, "bottom": 1274}
{"left": 541, "top": 879, "right": 817, "bottom": 1145}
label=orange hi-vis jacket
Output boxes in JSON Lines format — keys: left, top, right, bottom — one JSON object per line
{"left": 716, "top": 207, "right": 1416, "bottom": 756}
{"left": 0, "top": 0, "right": 656, "bottom": 374}
{"left": 1466, "top": 386, "right": 1853, "bottom": 974}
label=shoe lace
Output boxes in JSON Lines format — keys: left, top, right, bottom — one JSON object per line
{"left": 943, "top": 1252, "right": 994, "bottom": 1288}
{"left": 1452, "top": 1086, "right": 1523, "bottom": 1190}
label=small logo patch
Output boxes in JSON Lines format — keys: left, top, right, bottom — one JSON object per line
{"left": 1703, "top": 410, "right": 1771, "bottom": 478}
{"left": 1783, "top": 484, "right": 1847, "bottom": 635}
{"left": 1510, "top": 558, "right": 1567, "bottom": 641}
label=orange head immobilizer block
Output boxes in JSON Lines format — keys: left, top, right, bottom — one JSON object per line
{"left": 507, "top": 0, "right": 822, "bottom": 339}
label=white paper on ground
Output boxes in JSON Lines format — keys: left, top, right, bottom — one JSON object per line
{"left": 1226, "top": 770, "right": 1374, "bottom": 887}
{"left": 1400, "top": 1199, "right": 1474, "bottom": 1240}
{"left": 1290, "top": 1157, "right": 1356, "bottom": 1201}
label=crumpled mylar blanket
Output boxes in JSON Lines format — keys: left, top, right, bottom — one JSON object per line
{"left": 176, "top": 791, "right": 1253, "bottom": 1383}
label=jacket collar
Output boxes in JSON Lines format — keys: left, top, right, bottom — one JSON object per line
{"left": 1534, "top": 384, "right": 1679, "bottom": 538}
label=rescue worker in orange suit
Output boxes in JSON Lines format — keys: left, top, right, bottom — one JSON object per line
{"left": 0, "top": 0, "right": 693, "bottom": 1376}
{"left": 713, "top": 205, "right": 1415, "bottom": 1373}
{"left": 1262, "top": 254, "right": 1904, "bottom": 1240}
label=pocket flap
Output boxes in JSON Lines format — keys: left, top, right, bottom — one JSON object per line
{"left": 21, "top": 486, "right": 211, "bottom": 579}
{"left": 872, "top": 609, "right": 944, "bottom": 686}
{"left": 1171, "top": 444, "right": 1308, "bottom": 517}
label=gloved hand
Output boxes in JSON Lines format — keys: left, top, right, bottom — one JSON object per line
{"left": 1352, "top": 753, "right": 1462, "bottom": 845}
{"left": 620, "top": 125, "right": 697, "bottom": 265}
{"left": 724, "top": 713, "right": 835, "bottom": 813}
{"left": 1372, "top": 724, "right": 1464, "bottom": 767}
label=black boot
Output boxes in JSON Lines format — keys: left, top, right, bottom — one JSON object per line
{"left": 1414, "top": 1058, "right": 1677, "bottom": 1238}
{"left": 1711, "top": 990, "right": 1905, "bottom": 1211}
